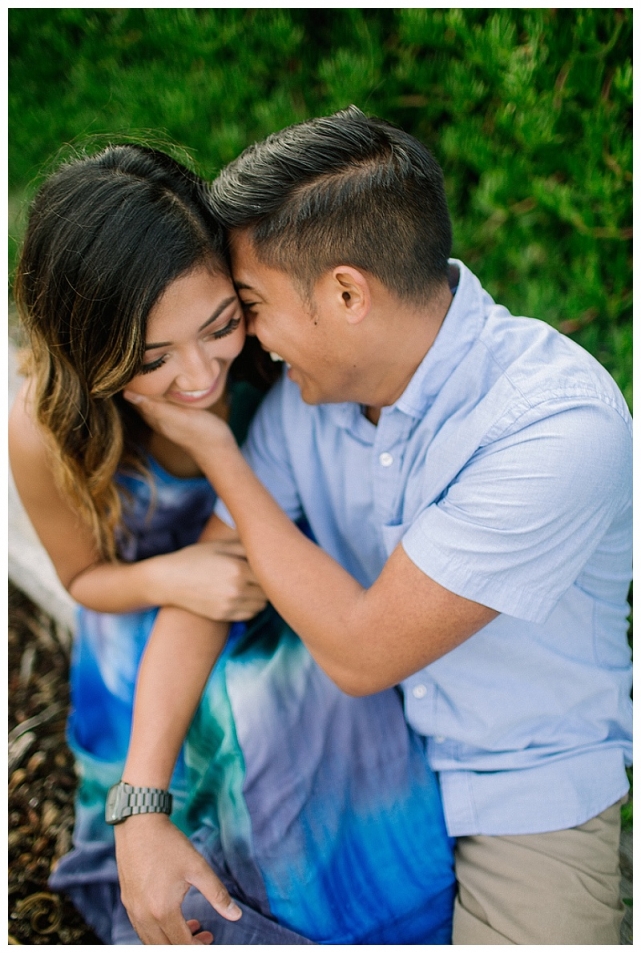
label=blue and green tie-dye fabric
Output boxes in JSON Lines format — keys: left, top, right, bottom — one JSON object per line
{"left": 49, "top": 406, "right": 455, "bottom": 944}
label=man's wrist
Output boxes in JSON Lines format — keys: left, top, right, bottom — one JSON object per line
{"left": 192, "top": 427, "right": 239, "bottom": 481}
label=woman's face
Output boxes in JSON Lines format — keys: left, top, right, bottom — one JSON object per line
{"left": 126, "top": 265, "right": 245, "bottom": 410}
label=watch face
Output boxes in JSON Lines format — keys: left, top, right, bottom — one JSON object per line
{"left": 105, "top": 783, "right": 122, "bottom": 825}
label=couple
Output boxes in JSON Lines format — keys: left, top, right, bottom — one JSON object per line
{"left": 10, "top": 108, "right": 631, "bottom": 945}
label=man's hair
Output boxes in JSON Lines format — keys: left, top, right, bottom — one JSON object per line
{"left": 210, "top": 106, "right": 452, "bottom": 305}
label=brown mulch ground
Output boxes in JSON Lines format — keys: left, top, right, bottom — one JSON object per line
{"left": 8, "top": 582, "right": 102, "bottom": 945}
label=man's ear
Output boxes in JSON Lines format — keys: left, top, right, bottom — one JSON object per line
{"left": 326, "top": 266, "right": 371, "bottom": 325}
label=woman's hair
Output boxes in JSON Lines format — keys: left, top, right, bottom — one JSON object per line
{"left": 14, "top": 144, "right": 229, "bottom": 560}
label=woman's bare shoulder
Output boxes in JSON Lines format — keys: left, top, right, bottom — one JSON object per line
{"left": 9, "top": 379, "right": 52, "bottom": 481}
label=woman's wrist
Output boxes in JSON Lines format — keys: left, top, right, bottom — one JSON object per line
{"left": 137, "top": 552, "right": 176, "bottom": 608}
{"left": 69, "top": 558, "right": 159, "bottom": 613}
{"left": 121, "top": 754, "right": 174, "bottom": 791}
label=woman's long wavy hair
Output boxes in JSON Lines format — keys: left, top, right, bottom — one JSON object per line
{"left": 14, "top": 144, "right": 231, "bottom": 561}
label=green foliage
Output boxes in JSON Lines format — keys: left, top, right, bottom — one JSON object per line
{"left": 9, "top": 8, "right": 631, "bottom": 405}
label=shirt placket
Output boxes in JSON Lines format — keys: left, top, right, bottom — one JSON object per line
{"left": 371, "top": 411, "right": 415, "bottom": 524}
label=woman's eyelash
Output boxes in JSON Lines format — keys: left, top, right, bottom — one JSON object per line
{"left": 208, "top": 316, "right": 242, "bottom": 339}
{"left": 139, "top": 316, "right": 241, "bottom": 374}
{"left": 140, "top": 355, "right": 168, "bottom": 375}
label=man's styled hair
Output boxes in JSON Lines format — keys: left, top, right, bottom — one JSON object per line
{"left": 210, "top": 106, "right": 452, "bottom": 305}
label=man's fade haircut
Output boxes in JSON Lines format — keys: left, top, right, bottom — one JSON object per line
{"left": 210, "top": 106, "right": 452, "bottom": 306}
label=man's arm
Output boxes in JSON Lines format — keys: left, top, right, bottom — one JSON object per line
{"left": 192, "top": 440, "right": 497, "bottom": 695}
{"left": 125, "top": 387, "right": 630, "bottom": 697}
{"left": 124, "top": 392, "right": 496, "bottom": 696}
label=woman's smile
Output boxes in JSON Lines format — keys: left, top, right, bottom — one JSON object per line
{"left": 126, "top": 266, "right": 245, "bottom": 412}
{"left": 167, "top": 377, "right": 223, "bottom": 405}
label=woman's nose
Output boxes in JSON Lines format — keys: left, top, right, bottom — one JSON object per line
{"left": 175, "top": 346, "right": 216, "bottom": 391}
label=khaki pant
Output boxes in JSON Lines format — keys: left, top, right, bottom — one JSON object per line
{"left": 453, "top": 799, "right": 626, "bottom": 944}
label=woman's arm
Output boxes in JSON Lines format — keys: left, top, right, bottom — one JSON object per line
{"left": 115, "top": 606, "right": 243, "bottom": 944}
{"left": 9, "top": 383, "right": 265, "bottom": 620}
{"left": 69, "top": 540, "right": 266, "bottom": 620}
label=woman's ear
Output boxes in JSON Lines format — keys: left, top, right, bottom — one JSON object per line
{"left": 322, "top": 266, "right": 371, "bottom": 325}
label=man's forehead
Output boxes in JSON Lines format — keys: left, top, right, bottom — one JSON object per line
{"left": 229, "top": 230, "right": 302, "bottom": 301}
{"left": 228, "top": 228, "right": 255, "bottom": 261}
{"left": 228, "top": 229, "right": 263, "bottom": 281}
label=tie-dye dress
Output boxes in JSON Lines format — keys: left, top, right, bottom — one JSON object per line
{"left": 49, "top": 383, "right": 456, "bottom": 945}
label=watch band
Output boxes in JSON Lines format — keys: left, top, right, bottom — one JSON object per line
{"left": 105, "top": 781, "right": 173, "bottom": 825}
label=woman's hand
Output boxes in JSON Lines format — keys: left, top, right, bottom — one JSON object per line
{"left": 115, "top": 813, "right": 242, "bottom": 945}
{"left": 123, "top": 390, "right": 235, "bottom": 460}
{"left": 154, "top": 540, "right": 267, "bottom": 621}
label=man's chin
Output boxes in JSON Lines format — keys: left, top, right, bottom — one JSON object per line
{"left": 287, "top": 368, "right": 334, "bottom": 405}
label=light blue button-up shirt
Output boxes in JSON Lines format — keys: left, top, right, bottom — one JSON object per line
{"left": 217, "top": 260, "right": 632, "bottom": 837}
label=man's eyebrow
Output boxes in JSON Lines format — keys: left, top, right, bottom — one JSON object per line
{"left": 234, "top": 282, "right": 254, "bottom": 292}
{"left": 144, "top": 296, "right": 237, "bottom": 350}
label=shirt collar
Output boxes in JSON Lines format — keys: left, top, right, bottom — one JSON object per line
{"left": 393, "top": 260, "right": 487, "bottom": 419}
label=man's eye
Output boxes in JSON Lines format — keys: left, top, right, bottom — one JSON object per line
{"left": 240, "top": 301, "right": 258, "bottom": 314}
{"left": 139, "top": 355, "right": 168, "bottom": 375}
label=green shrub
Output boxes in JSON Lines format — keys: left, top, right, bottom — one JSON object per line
{"left": 9, "top": 8, "right": 631, "bottom": 405}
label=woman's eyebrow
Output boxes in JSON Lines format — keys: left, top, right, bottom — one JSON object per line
{"left": 144, "top": 295, "right": 238, "bottom": 350}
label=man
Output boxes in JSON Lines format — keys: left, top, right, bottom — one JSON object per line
{"left": 118, "top": 107, "right": 632, "bottom": 944}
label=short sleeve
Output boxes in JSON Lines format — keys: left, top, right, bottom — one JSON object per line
{"left": 402, "top": 401, "right": 632, "bottom": 623}
{"left": 215, "top": 377, "right": 303, "bottom": 528}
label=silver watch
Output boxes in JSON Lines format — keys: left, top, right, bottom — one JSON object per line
{"left": 105, "top": 781, "right": 173, "bottom": 825}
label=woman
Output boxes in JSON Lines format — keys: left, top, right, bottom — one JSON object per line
{"left": 9, "top": 144, "right": 455, "bottom": 944}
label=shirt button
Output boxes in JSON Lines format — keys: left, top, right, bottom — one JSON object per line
{"left": 379, "top": 452, "right": 394, "bottom": 467}
{"left": 435, "top": 736, "right": 446, "bottom": 744}
{"left": 412, "top": 684, "right": 427, "bottom": 699}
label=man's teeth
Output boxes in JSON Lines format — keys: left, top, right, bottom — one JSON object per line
{"left": 269, "top": 352, "right": 284, "bottom": 362}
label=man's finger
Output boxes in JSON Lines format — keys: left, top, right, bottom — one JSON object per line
{"left": 123, "top": 390, "right": 144, "bottom": 405}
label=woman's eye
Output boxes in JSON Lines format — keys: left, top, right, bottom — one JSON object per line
{"left": 207, "top": 316, "right": 242, "bottom": 340}
{"left": 139, "top": 355, "right": 168, "bottom": 375}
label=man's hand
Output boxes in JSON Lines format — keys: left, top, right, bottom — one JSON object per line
{"left": 114, "top": 813, "right": 242, "bottom": 945}
{"left": 124, "top": 390, "right": 235, "bottom": 460}
{"left": 156, "top": 540, "right": 267, "bottom": 621}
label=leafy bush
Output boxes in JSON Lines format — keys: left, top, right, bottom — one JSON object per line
{"left": 9, "top": 8, "right": 631, "bottom": 404}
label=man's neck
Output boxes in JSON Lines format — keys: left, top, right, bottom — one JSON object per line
{"left": 362, "top": 282, "right": 453, "bottom": 425}
{"left": 365, "top": 405, "right": 382, "bottom": 425}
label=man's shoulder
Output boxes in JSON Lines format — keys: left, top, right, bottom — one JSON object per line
{"left": 476, "top": 307, "right": 630, "bottom": 430}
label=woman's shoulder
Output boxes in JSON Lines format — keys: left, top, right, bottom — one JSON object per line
{"left": 9, "top": 378, "right": 64, "bottom": 515}
{"left": 9, "top": 378, "right": 49, "bottom": 467}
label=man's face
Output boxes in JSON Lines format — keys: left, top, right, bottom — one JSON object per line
{"left": 229, "top": 230, "right": 357, "bottom": 405}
